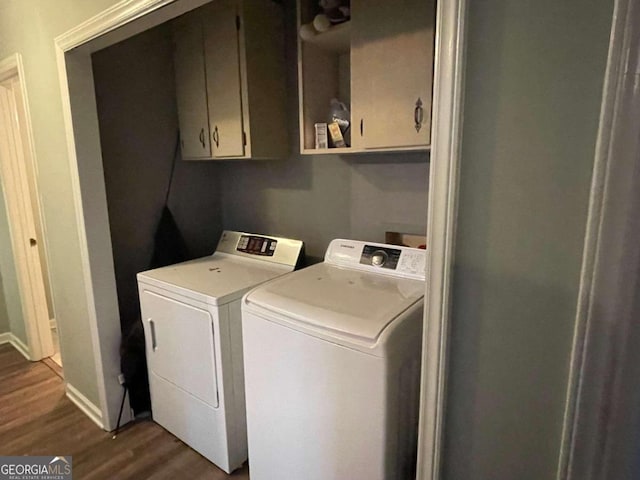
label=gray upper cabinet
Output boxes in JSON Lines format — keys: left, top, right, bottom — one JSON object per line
{"left": 173, "top": 13, "right": 211, "bottom": 159}
{"left": 350, "top": 0, "right": 436, "bottom": 151}
{"left": 203, "top": 0, "right": 245, "bottom": 158}
{"left": 173, "top": 0, "right": 288, "bottom": 161}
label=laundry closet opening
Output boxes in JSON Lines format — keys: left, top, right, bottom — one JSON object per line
{"left": 61, "top": 0, "right": 435, "bottom": 434}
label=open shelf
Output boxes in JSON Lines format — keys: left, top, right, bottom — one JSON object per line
{"left": 302, "top": 145, "right": 431, "bottom": 156}
{"left": 301, "top": 147, "right": 352, "bottom": 155}
{"left": 297, "top": 0, "right": 352, "bottom": 153}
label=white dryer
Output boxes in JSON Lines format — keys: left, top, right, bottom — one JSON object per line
{"left": 136, "top": 230, "right": 303, "bottom": 473}
{"left": 242, "top": 239, "right": 427, "bottom": 480}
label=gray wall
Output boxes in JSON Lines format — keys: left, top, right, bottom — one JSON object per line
{"left": 443, "top": 1, "right": 614, "bottom": 479}
{"left": 92, "top": 24, "right": 223, "bottom": 331}
{"left": 221, "top": 154, "right": 429, "bottom": 263}
{"left": 0, "top": 183, "right": 26, "bottom": 343}
{"left": 221, "top": 0, "right": 430, "bottom": 262}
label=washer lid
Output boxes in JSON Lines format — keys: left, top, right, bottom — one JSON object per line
{"left": 137, "top": 254, "right": 292, "bottom": 305}
{"left": 244, "top": 263, "right": 425, "bottom": 342}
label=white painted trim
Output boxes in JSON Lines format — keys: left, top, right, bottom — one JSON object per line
{"left": 55, "top": 0, "right": 177, "bottom": 51}
{"left": 55, "top": 0, "right": 211, "bottom": 53}
{"left": 416, "top": 0, "right": 468, "bottom": 479}
{"left": 9, "top": 333, "right": 31, "bottom": 361}
{"left": 13, "top": 52, "right": 59, "bottom": 357}
{"left": 10, "top": 56, "right": 57, "bottom": 325}
{"left": 0, "top": 53, "right": 54, "bottom": 361}
{"left": 65, "top": 383, "right": 104, "bottom": 429}
{"left": 557, "top": 0, "right": 637, "bottom": 478}
{"left": 0, "top": 332, "right": 32, "bottom": 361}
{"left": 13, "top": 335, "right": 29, "bottom": 360}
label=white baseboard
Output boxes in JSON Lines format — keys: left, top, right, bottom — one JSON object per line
{"left": 10, "top": 334, "right": 31, "bottom": 360}
{"left": 65, "top": 383, "right": 103, "bottom": 429}
{"left": 0, "top": 332, "right": 31, "bottom": 360}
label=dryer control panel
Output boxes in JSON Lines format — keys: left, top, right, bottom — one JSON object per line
{"left": 325, "top": 239, "right": 426, "bottom": 281}
{"left": 216, "top": 231, "right": 304, "bottom": 267}
{"left": 236, "top": 235, "right": 277, "bottom": 256}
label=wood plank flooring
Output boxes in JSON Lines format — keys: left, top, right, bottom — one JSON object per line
{"left": 0, "top": 344, "right": 250, "bottom": 479}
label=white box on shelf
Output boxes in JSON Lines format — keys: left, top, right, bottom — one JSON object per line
{"left": 315, "top": 123, "right": 328, "bottom": 149}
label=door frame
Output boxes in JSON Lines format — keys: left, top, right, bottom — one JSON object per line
{"left": 558, "top": 0, "right": 640, "bottom": 477}
{"left": 0, "top": 53, "right": 54, "bottom": 361}
{"left": 54, "top": 0, "right": 469, "bottom": 448}
{"left": 417, "top": 0, "right": 468, "bottom": 478}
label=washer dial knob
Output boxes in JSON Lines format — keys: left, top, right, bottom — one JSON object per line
{"left": 371, "top": 250, "right": 388, "bottom": 267}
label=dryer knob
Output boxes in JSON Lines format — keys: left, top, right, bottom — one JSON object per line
{"left": 371, "top": 250, "right": 388, "bottom": 267}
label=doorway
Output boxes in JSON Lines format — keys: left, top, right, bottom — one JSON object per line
{"left": 55, "top": 6, "right": 467, "bottom": 480}
{"left": 0, "top": 54, "right": 58, "bottom": 367}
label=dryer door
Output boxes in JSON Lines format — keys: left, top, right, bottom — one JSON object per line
{"left": 141, "top": 289, "right": 219, "bottom": 408}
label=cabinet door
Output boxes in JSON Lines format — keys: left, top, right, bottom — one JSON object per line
{"left": 351, "top": 0, "right": 435, "bottom": 150}
{"left": 203, "top": 0, "right": 245, "bottom": 158}
{"left": 173, "top": 17, "right": 211, "bottom": 159}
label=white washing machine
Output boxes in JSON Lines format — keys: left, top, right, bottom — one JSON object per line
{"left": 136, "top": 230, "right": 303, "bottom": 473}
{"left": 242, "top": 238, "right": 427, "bottom": 480}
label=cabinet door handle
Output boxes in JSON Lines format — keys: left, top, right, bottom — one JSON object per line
{"left": 149, "top": 319, "right": 157, "bottom": 351}
{"left": 414, "top": 98, "right": 424, "bottom": 133}
{"left": 212, "top": 126, "right": 219, "bottom": 148}
{"left": 29, "top": 238, "right": 37, "bottom": 246}
{"left": 199, "top": 128, "right": 205, "bottom": 148}
{"left": 360, "top": 118, "right": 364, "bottom": 137}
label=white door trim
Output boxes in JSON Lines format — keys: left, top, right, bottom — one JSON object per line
{"left": 53, "top": 0, "right": 218, "bottom": 431}
{"left": 417, "top": 0, "right": 468, "bottom": 478}
{"left": 558, "top": 0, "right": 639, "bottom": 477}
{"left": 0, "top": 53, "right": 54, "bottom": 361}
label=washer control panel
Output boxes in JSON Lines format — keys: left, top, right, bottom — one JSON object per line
{"left": 236, "top": 235, "right": 277, "bottom": 256}
{"left": 360, "top": 245, "right": 401, "bottom": 270}
{"left": 325, "top": 239, "right": 426, "bottom": 280}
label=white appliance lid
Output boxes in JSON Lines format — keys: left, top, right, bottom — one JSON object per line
{"left": 138, "top": 254, "right": 292, "bottom": 305}
{"left": 243, "top": 263, "right": 425, "bottom": 342}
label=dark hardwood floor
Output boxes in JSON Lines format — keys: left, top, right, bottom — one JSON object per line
{"left": 0, "top": 344, "right": 250, "bottom": 479}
